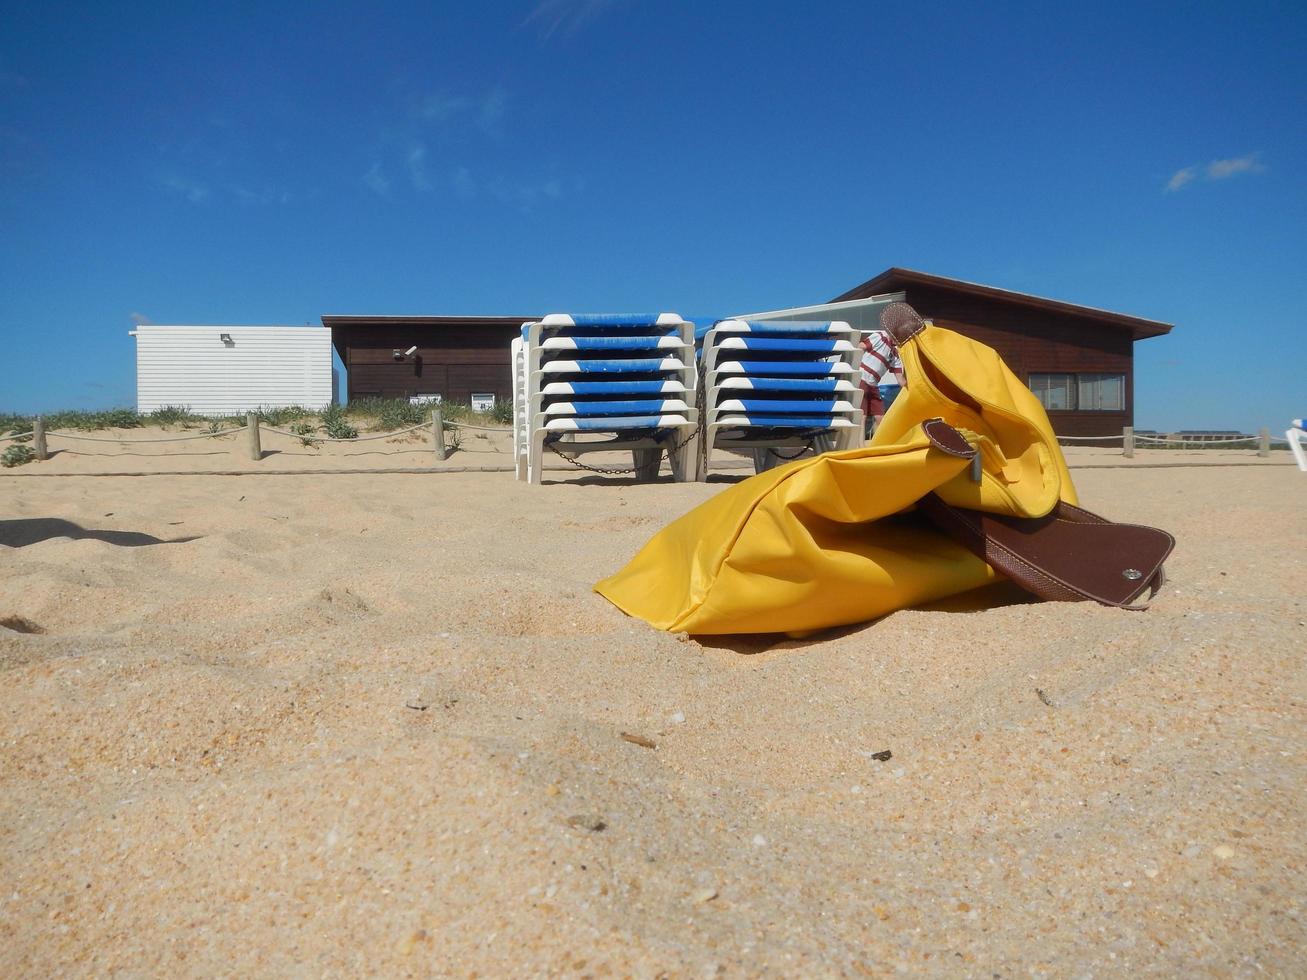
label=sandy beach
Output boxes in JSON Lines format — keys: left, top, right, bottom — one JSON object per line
{"left": 2, "top": 441, "right": 1304, "bottom": 976}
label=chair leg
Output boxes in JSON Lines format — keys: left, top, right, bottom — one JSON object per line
{"left": 1288, "top": 429, "right": 1307, "bottom": 472}
{"left": 670, "top": 433, "right": 697, "bottom": 482}
{"left": 633, "top": 448, "right": 662, "bottom": 481}
{"left": 529, "top": 432, "right": 547, "bottom": 485}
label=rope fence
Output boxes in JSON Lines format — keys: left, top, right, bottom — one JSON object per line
{"left": 1, "top": 408, "right": 520, "bottom": 466}
{"left": 4, "top": 414, "right": 1298, "bottom": 467}
{"left": 28, "top": 426, "right": 247, "bottom": 444}
{"left": 260, "top": 422, "right": 429, "bottom": 443}
{"left": 1046, "top": 425, "right": 1293, "bottom": 459}
{"left": 443, "top": 420, "right": 505, "bottom": 432}
{"left": 1134, "top": 435, "right": 1256, "bottom": 447}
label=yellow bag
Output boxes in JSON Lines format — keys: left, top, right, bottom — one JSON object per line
{"left": 595, "top": 305, "right": 1162, "bottom": 635}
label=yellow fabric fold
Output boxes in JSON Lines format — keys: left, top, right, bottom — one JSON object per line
{"left": 873, "top": 323, "right": 1077, "bottom": 514}
{"left": 593, "top": 319, "right": 1080, "bottom": 635}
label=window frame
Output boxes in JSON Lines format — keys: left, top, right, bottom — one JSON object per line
{"left": 1027, "top": 371, "right": 1127, "bottom": 413}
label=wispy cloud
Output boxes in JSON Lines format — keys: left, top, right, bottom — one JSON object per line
{"left": 524, "top": 0, "right": 624, "bottom": 39}
{"left": 363, "top": 162, "right": 391, "bottom": 196}
{"left": 231, "top": 184, "right": 293, "bottom": 206}
{"left": 162, "top": 174, "right": 210, "bottom": 204}
{"left": 406, "top": 143, "right": 432, "bottom": 191}
{"left": 488, "top": 175, "right": 566, "bottom": 210}
{"left": 364, "top": 86, "right": 574, "bottom": 208}
{"left": 418, "top": 91, "right": 470, "bottom": 122}
{"left": 1165, "top": 153, "right": 1266, "bottom": 192}
{"left": 451, "top": 166, "right": 476, "bottom": 198}
{"left": 161, "top": 169, "right": 294, "bottom": 207}
{"left": 1206, "top": 154, "right": 1264, "bottom": 180}
{"left": 1165, "top": 165, "right": 1199, "bottom": 192}
{"left": 477, "top": 87, "right": 507, "bottom": 137}
{"left": 414, "top": 86, "right": 508, "bottom": 139}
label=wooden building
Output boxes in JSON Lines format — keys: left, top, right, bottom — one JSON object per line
{"left": 323, "top": 315, "right": 536, "bottom": 406}
{"left": 828, "top": 268, "right": 1173, "bottom": 436}
{"left": 325, "top": 270, "right": 1172, "bottom": 434}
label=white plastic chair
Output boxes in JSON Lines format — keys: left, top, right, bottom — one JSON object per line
{"left": 1287, "top": 418, "right": 1307, "bottom": 472}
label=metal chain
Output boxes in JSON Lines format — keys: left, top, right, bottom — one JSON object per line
{"left": 546, "top": 440, "right": 641, "bottom": 475}
{"left": 767, "top": 442, "right": 813, "bottom": 461}
{"left": 545, "top": 422, "right": 698, "bottom": 476}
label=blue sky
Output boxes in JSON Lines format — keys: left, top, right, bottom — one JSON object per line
{"left": 1, "top": 1, "right": 1302, "bottom": 431}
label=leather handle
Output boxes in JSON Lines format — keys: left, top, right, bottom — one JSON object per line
{"left": 917, "top": 493, "right": 1174, "bottom": 609}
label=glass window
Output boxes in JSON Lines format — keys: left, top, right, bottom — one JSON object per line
{"left": 1077, "top": 373, "right": 1125, "bottom": 411}
{"left": 1028, "top": 373, "right": 1075, "bottom": 410}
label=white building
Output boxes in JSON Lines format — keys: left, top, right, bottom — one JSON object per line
{"left": 131, "top": 326, "right": 334, "bottom": 416}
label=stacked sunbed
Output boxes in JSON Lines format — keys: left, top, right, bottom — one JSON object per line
{"left": 699, "top": 319, "right": 863, "bottom": 479}
{"left": 512, "top": 313, "right": 699, "bottom": 484}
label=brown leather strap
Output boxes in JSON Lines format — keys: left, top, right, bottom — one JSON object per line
{"left": 917, "top": 493, "right": 1174, "bottom": 610}
{"left": 880, "top": 302, "right": 928, "bottom": 345}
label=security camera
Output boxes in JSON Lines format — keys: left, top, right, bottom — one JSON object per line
{"left": 404, "top": 346, "right": 418, "bottom": 357}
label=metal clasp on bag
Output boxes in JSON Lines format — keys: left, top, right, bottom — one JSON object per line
{"left": 970, "top": 453, "right": 982, "bottom": 482}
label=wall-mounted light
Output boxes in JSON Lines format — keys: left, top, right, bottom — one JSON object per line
{"left": 219, "top": 332, "right": 234, "bottom": 344}
{"left": 393, "top": 345, "right": 419, "bottom": 360}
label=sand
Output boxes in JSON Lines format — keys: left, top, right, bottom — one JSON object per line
{"left": 1, "top": 438, "right": 1304, "bottom": 976}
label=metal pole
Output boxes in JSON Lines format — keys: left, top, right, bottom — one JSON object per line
{"left": 432, "top": 406, "right": 447, "bottom": 461}
{"left": 33, "top": 417, "right": 48, "bottom": 460}
{"left": 1122, "top": 426, "right": 1134, "bottom": 459}
{"left": 246, "top": 412, "right": 262, "bottom": 461}
{"left": 1258, "top": 427, "right": 1270, "bottom": 457}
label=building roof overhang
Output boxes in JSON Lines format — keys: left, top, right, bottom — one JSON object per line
{"left": 321, "top": 314, "right": 540, "bottom": 358}
{"left": 831, "top": 268, "right": 1173, "bottom": 340}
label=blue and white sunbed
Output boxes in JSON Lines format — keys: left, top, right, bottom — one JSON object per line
{"left": 513, "top": 313, "right": 699, "bottom": 484}
{"left": 698, "top": 319, "right": 863, "bottom": 478}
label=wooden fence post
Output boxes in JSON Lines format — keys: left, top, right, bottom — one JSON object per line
{"left": 1122, "top": 426, "right": 1134, "bottom": 459}
{"left": 432, "top": 406, "right": 447, "bottom": 461}
{"left": 33, "top": 417, "right": 48, "bottom": 460}
{"left": 246, "top": 412, "right": 262, "bottom": 461}
{"left": 1258, "top": 427, "right": 1270, "bottom": 457}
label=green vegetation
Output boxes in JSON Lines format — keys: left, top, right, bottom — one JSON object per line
{"left": 149, "top": 405, "right": 205, "bottom": 426}
{"left": 321, "top": 404, "right": 358, "bottom": 440}
{"left": 344, "top": 397, "right": 428, "bottom": 431}
{"left": 256, "top": 405, "right": 313, "bottom": 426}
{"left": 289, "top": 420, "right": 319, "bottom": 447}
{"left": 342, "top": 397, "right": 510, "bottom": 430}
{"left": 1, "top": 445, "right": 35, "bottom": 467}
{"left": 3, "top": 408, "right": 143, "bottom": 431}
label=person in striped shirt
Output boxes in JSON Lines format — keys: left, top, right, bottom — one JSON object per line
{"left": 859, "top": 330, "right": 905, "bottom": 435}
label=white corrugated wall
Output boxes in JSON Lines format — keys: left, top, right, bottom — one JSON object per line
{"left": 133, "top": 326, "right": 333, "bottom": 415}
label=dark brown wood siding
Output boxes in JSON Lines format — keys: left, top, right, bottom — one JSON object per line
{"left": 336, "top": 322, "right": 524, "bottom": 405}
{"left": 894, "top": 285, "right": 1135, "bottom": 436}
